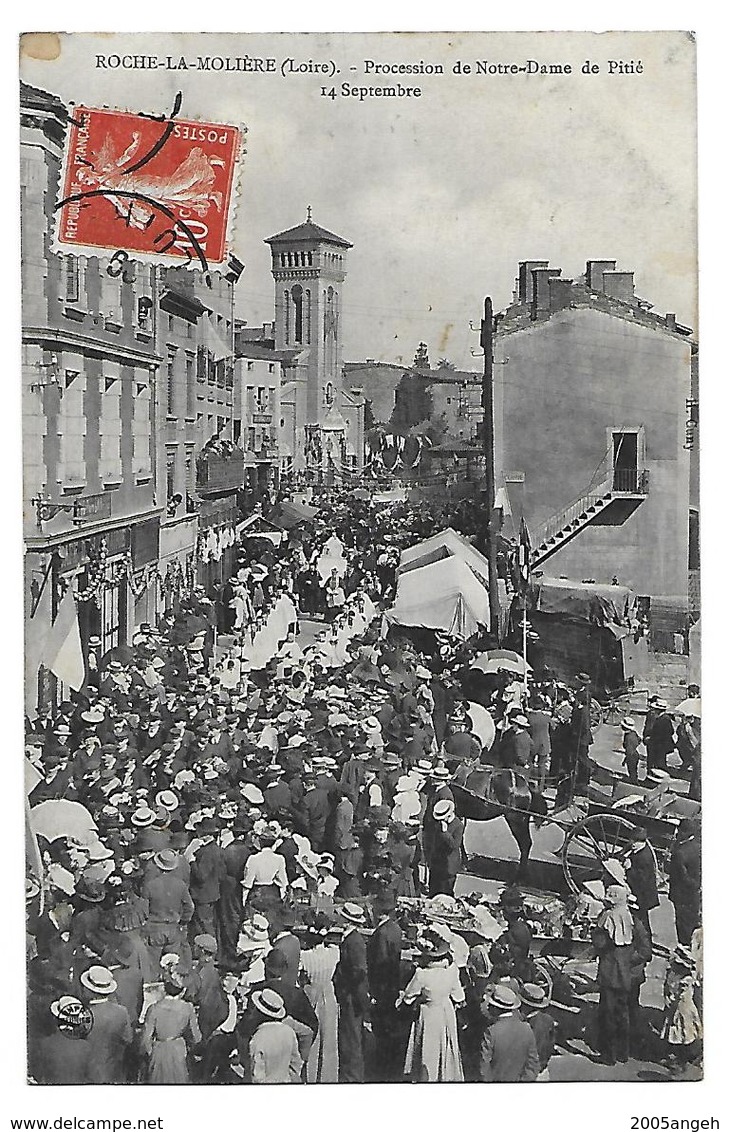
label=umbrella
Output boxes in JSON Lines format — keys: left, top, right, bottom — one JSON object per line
{"left": 466, "top": 702, "right": 496, "bottom": 751}
{"left": 471, "top": 649, "right": 531, "bottom": 677}
{"left": 674, "top": 697, "right": 701, "bottom": 718}
{"left": 29, "top": 800, "right": 97, "bottom": 844}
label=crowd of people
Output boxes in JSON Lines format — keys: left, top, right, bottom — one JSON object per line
{"left": 25, "top": 493, "right": 702, "bottom": 1084}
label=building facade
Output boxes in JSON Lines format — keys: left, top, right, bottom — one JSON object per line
{"left": 22, "top": 82, "right": 163, "bottom": 712}
{"left": 21, "top": 83, "right": 247, "bottom": 712}
{"left": 493, "top": 259, "right": 694, "bottom": 600}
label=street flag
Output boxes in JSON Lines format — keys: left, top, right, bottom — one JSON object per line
{"left": 42, "top": 587, "right": 85, "bottom": 691}
{"left": 517, "top": 516, "right": 532, "bottom": 592}
{"left": 205, "top": 313, "right": 234, "bottom": 362}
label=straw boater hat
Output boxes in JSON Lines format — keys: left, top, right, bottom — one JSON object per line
{"left": 153, "top": 850, "right": 180, "bottom": 873}
{"left": 339, "top": 902, "right": 367, "bottom": 926}
{"left": 620, "top": 717, "right": 637, "bottom": 730}
{"left": 155, "top": 790, "right": 179, "bottom": 812}
{"left": 80, "top": 965, "right": 117, "bottom": 996}
{"left": 520, "top": 983, "right": 549, "bottom": 1010}
{"left": 131, "top": 806, "right": 156, "bottom": 828}
{"left": 250, "top": 988, "right": 286, "bottom": 1021}
{"left": 483, "top": 984, "right": 521, "bottom": 1012}
{"left": 433, "top": 799, "right": 455, "bottom": 822}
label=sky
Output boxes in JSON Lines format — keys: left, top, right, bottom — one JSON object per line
{"left": 21, "top": 30, "right": 697, "bottom": 370}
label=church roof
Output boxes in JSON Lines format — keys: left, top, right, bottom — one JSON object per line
{"left": 265, "top": 220, "right": 352, "bottom": 249}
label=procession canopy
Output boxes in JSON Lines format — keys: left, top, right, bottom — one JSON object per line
{"left": 399, "top": 527, "right": 490, "bottom": 590}
{"left": 386, "top": 555, "right": 490, "bottom": 639}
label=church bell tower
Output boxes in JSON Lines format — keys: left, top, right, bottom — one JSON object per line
{"left": 265, "top": 208, "right": 352, "bottom": 428}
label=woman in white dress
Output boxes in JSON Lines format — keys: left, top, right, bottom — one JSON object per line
{"left": 298, "top": 921, "right": 340, "bottom": 1083}
{"left": 400, "top": 942, "right": 465, "bottom": 1083}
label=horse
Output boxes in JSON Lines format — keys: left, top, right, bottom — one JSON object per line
{"left": 450, "top": 762, "right": 549, "bottom": 877}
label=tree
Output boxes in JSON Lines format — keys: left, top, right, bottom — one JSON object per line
{"left": 437, "top": 357, "right": 456, "bottom": 370}
{"left": 413, "top": 342, "right": 430, "bottom": 371}
{"left": 408, "top": 412, "right": 449, "bottom": 447}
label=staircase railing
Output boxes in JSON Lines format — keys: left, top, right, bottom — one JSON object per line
{"left": 536, "top": 477, "right": 611, "bottom": 547}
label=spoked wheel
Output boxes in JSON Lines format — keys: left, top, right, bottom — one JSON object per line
{"left": 589, "top": 699, "right": 604, "bottom": 730}
{"left": 561, "top": 812, "right": 638, "bottom": 895}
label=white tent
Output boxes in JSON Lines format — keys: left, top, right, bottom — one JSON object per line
{"left": 399, "top": 527, "right": 490, "bottom": 589}
{"left": 387, "top": 556, "right": 490, "bottom": 639}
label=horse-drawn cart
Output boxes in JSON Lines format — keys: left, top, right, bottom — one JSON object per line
{"left": 451, "top": 760, "right": 699, "bottom": 896}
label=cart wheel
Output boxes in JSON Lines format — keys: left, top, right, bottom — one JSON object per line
{"left": 561, "top": 812, "right": 638, "bottom": 896}
{"left": 589, "top": 700, "right": 604, "bottom": 730}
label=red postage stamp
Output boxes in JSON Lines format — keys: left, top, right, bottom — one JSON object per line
{"left": 56, "top": 104, "right": 241, "bottom": 267}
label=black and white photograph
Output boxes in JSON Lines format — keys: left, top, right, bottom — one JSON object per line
{"left": 15, "top": 25, "right": 710, "bottom": 1102}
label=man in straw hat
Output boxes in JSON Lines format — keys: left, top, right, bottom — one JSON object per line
{"left": 520, "top": 983, "right": 556, "bottom": 1081}
{"left": 479, "top": 984, "right": 540, "bottom": 1082}
{"left": 247, "top": 988, "right": 303, "bottom": 1083}
{"left": 333, "top": 903, "right": 370, "bottom": 1082}
{"left": 620, "top": 717, "right": 643, "bottom": 784}
{"left": 79, "top": 965, "right": 133, "bottom": 1084}
{"left": 140, "top": 849, "right": 194, "bottom": 975}
{"left": 426, "top": 798, "right": 464, "bottom": 897}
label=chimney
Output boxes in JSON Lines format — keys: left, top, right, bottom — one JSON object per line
{"left": 665, "top": 313, "right": 676, "bottom": 330}
{"left": 518, "top": 260, "right": 549, "bottom": 304}
{"left": 602, "top": 271, "right": 635, "bottom": 303}
{"left": 532, "top": 267, "right": 561, "bottom": 316}
{"left": 586, "top": 259, "right": 617, "bottom": 292}
{"left": 549, "top": 276, "right": 574, "bottom": 312}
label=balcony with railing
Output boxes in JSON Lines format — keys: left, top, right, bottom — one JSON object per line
{"left": 196, "top": 449, "right": 248, "bottom": 494}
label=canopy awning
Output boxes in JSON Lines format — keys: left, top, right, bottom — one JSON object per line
{"left": 387, "top": 556, "right": 490, "bottom": 639}
{"left": 274, "top": 500, "right": 321, "bottom": 529}
{"left": 399, "top": 527, "right": 490, "bottom": 589}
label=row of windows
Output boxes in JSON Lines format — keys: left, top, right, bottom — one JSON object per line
{"left": 166, "top": 347, "right": 234, "bottom": 417}
{"left": 275, "top": 250, "right": 344, "bottom": 269}
{"left": 245, "top": 361, "right": 277, "bottom": 373}
{"left": 63, "top": 258, "right": 232, "bottom": 345}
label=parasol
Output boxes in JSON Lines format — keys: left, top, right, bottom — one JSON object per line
{"left": 471, "top": 649, "right": 531, "bottom": 677}
{"left": 466, "top": 702, "right": 496, "bottom": 751}
{"left": 674, "top": 697, "right": 701, "bottom": 718}
{"left": 29, "top": 799, "right": 97, "bottom": 844}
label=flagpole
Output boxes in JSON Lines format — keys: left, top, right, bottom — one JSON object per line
{"left": 522, "top": 601, "right": 529, "bottom": 699}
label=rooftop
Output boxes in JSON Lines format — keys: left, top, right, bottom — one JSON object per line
{"left": 265, "top": 216, "right": 352, "bottom": 249}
